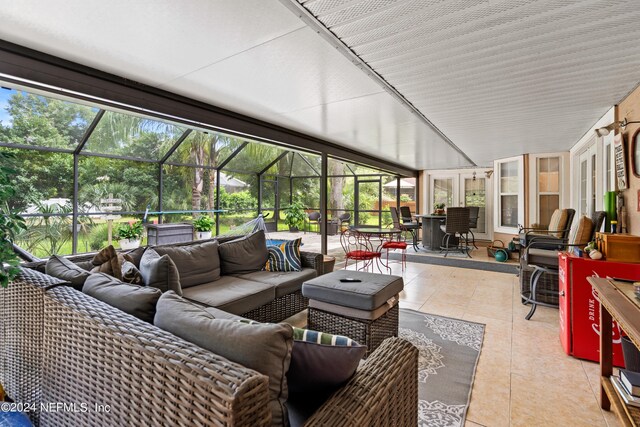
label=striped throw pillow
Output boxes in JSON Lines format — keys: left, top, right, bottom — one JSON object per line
{"left": 292, "top": 327, "right": 359, "bottom": 347}
{"left": 265, "top": 238, "right": 302, "bottom": 272}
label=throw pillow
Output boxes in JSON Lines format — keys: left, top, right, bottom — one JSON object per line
{"left": 45, "top": 255, "right": 91, "bottom": 289}
{"left": 82, "top": 273, "right": 162, "bottom": 323}
{"left": 121, "top": 260, "right": 143, "bottom": 285}
{"left": 287, "top": 327, "right": 366, "bottom": 394}
{"left": 154, "top": 240, "right": 220, "bottom": 288}
{"left": 265, "top": 238, "right": 302, "bottom": 272}
{"left": 154, "top": 292, "right": 293, "bottom": 426}
{"left": 218, "top": 230, "right": 269, "bottom": 275}
{"left": 90, "top": 245, "right": 130, "bottom": 280}
{"left": 139, "top": 248, "right": 182, "bottom": 295}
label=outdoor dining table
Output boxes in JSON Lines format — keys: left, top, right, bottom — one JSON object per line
{"left": 415, "top": 214, "right": 446, "bottom": 250}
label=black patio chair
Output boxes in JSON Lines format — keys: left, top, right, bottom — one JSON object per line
{"left": 305, "top": 211, "right": 321, "bottom": 234}
{"left": 337, "top": 212, "right": 351, "bottom": 231}
{"left": 521, "top": 214, "right": 599, "bottom": 320}
{"left": 467, "top": 206, "right": 480, "bottom": 249}
{"left": 439, "top": 207, "right": 471, "bottom": 258}
{"left": 390, "top": 206, "right": 419, "bottom": 251}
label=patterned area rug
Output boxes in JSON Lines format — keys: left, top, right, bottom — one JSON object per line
{"left": 399, "top": 309, "right": 485, "bottom": 427}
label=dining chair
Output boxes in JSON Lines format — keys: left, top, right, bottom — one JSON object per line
{"left": 439, "top": 207, "right": 471, "bottom": 258}
{"left": 381, "top": 231, "right": 407, "bottom": 271}
{"left": 390, "top": 206, "right": 419, "bottom": 251}
{"left": 340, "top": 228, "right": 381, "bottom": 272}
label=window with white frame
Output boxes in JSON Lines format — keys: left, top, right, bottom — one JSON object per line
{"left": 537, "top": 157, "right": 560, "bottom": 228}
{"left": 494, "top": 156, "right": 524, "bottom": 232}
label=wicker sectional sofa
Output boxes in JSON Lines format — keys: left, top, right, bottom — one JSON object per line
{"left": 0, "top": 235, "right": 418, "bottom": 426}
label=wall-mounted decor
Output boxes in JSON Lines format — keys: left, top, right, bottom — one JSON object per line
{"left": 632, "top": 128, "right": 640, "bottom": 178}
{"left": 614, "top": 133, "right": 628, "bottom": 190}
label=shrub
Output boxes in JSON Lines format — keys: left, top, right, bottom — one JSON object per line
{"left": 88, "top": 223, "right": 109, "bottom": 251}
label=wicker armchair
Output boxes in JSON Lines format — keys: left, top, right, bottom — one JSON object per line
{"left": 1, "top": 268, "right": 418, "bottom": 427}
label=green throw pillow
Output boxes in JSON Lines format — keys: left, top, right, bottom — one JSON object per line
{"left": 265, "top": 238, "right": 302, "bottom": 272}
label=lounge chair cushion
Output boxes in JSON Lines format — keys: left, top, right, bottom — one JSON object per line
{"left": 527, "top": 248, "right": 559, "bottom": 268}
{"left": 548, "top": 209, "right": 569, "bottom": 238}
{"left": 181, "top": 276, "right": 274, "bottom": 315}
{"left": 154, "top": 291, "right": 293, "bottom": 427}
{"left": 236, "top": 268, "right": 317, "bottom": 297}
{"left": 45, "top": 255, "right": 92, "bottom": 289}
{"left": 139, "top": 248, "right": 182, "bottom": 295}
{"left": 570, "top": 215, "right": 594, "bottom": 246}
{"left": 155, "top": 240, "right": 220, "bottom": 288}
{"left": 218, "top": 230, "right": 268, "bottom": 275}
{"left": 82, "top": 273, "right": 162, "bottom": 323}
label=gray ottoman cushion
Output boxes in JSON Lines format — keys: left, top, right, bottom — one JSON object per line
{"left": 302, "top": 270, "right": 403, "bottom": 311}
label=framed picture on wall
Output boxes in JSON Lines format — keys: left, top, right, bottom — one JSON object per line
{"left": 614, "top": 133, "right": 628, "bottom": 190}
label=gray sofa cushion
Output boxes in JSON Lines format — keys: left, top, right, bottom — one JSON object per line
{"left": 139, "top": 248, "right": 182, "bottom": 295}
{"left": 154, "top": 292, "right": 293, "bottom": 427}
{"left": 236, "top": 268, "right": 317, "bottom": 298}
{"left": 218, "top": 230, "right": 268, "bottom": 275}
{"left": 302, "top": 270, "right": 404, "bottom": 311}
{"left": 45, "top": 255, "right": 91, "bottom": 289}
{"left": 82, "top": 273, "right": 162, "bottom": 323}
{"left": 181, "top": 276, "right": 274, "bottom": 315}
{"left": 155, "top": 240, "right": 221, "bottom": 288}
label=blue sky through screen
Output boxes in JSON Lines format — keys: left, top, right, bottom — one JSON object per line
{"left": 0, "top": 87, "right": 14, "bottom": 127}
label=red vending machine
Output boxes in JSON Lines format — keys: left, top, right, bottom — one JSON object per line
{"left": 559, "top": 252, "right": 640, "bottom": 366}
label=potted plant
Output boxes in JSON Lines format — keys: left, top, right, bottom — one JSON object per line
{"left": 283, "top": 201, "right": 306, "bottom": 232}
{"left": 434, "top": 203, "right": 446, "bottom": 215}
{"left": 116, "top": 220, "right": 144, "bottom": 250}
{"left": 193, "top": 214, "right": 214, "bottom": 240}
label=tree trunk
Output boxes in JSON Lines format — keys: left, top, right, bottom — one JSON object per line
{"left": 329, "top": 161, "right": 345, "bottom": 215}
{"left": 191, "top": 142, "right": 205, "bottom": 214}
{"left": 207, "top": 135, "right": 220, "bottom": 210}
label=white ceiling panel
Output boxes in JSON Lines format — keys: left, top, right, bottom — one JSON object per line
{"left": 159, "top": 26, "right": 384, "bottom": 116}
{"left": 296, "top": 0, "right": 640, "bottom": 165}
{"left": 0, "top": 0, "right": 305, "bottom": 86}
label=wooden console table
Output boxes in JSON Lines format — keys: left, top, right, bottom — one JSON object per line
{"left": 588, "top": 277, "right": 640, "bottom": 427}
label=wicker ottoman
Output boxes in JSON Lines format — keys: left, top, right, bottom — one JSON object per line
{"left": 302, "top": 270, "right": 404, "bottom": 357}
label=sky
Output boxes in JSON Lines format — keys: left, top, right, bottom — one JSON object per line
{"left": 0, "top": 87, "right": 14, "bottom": 127}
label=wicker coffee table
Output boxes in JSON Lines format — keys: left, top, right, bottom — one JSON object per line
{"left": 302, "top": 270, "right": 404, "bottom": 357}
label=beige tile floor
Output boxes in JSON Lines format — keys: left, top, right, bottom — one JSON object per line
{"left": 344, "top": 260, "right": 621, "bottom": 427}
